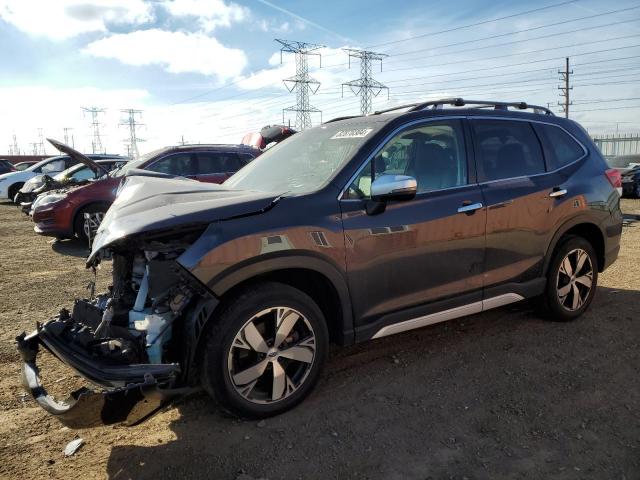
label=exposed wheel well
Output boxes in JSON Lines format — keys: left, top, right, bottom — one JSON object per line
{"left": 216, "top": 268, "right": 345, "bottom": 344}
{"left": 559, "top": 223, "right": 605, "bottom": 271}
{"left": 8, "top": 182, "right": 24, "bottom": 199}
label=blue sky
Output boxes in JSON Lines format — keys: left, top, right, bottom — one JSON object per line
{"left": 0, "top": 0, "right": 639, "bottom": 155}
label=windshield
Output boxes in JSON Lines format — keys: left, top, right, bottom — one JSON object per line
{"left": 28, "top": 155, "right": 65, "bottom": 172}
{"left": 111, "top": 148, "right": 168, "bottom": 177}
{"left": 225, "top": 123, "right": 381, "bottom": 194}
{"left": 53, "top": 164, "right": 82, "bottom": 181}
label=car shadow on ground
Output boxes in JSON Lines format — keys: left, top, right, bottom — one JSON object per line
{"left": 104, "top": 286, "right": 640, "bottom": 479}
{"left": 50, "top": 238, "right": 90, "bottom": 258}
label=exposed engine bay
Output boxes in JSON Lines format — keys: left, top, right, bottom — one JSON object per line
{"left": 16, "top": 229, "right": 215, "bottom": 428}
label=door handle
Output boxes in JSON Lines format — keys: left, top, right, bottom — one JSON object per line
{"left": 549, "top": 188, "right": 568, "bottom": 198}
{"left": 457, "top": 202, "right": 483, "bottom": 214}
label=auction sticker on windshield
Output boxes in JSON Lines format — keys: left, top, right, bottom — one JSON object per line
{"left": 331, "top": 128, "right": 373, "bottom": 139}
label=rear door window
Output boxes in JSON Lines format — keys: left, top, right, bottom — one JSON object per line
{"left": 196, "top": 152, "right": 243, "bottom": 174}
{"left": 533, "top": 123, "right": 585, "bottom": 170}
{"left": 147, "top": 153, "right": 196, "bottom": 176}
{"left": 472, "top": 120, "right": 545, "bottom": 182}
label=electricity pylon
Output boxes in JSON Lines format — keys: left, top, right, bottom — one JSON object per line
{"left": 120, "top": 109, "right": 145, "bottom": 158}
{"left": 342, "top": 49, "right": 389, "bottom": 115}
{"left": 276, "top": 39, "right": 324, "bottom": 130}
{"left": 82, "top": 107, "right": 106, "bottom": 153}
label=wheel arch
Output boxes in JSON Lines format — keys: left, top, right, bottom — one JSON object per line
{"left": 72, "top": 200, "right": 112, "bottom": 236}
{"left": 204, "top": 256, "right": 354, "bottom": 347}
{"left": 544, "top": 217, "right": 605, "bottom": 274}
{"left": 8, "top": 181, "right": 25, "bottom": 199}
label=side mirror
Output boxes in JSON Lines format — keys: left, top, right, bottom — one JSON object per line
{"left": 370, "top": 174, "right": 417, "bottom": 202}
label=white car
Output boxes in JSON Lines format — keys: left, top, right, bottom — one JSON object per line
{"left": 0, "top": 155, "right": 78, "bottom": 202}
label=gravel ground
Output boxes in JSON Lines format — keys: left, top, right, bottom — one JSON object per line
{"left": 1, "top": 199, "right": 639, "bottom": 480}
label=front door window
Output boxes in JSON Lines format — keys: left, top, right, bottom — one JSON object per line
{"left": 345, "top": 120, "right": 468, "bottom": 199}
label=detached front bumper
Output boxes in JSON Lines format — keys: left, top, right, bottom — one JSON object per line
{"left": 16, "top": 320, "right": 187, "bottom": 429}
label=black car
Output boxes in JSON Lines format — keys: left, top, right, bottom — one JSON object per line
{"left": 621, "top": 166, "right": 640, "bottom": 197}
{"left": 0, "top": 159, "right": 15, "bottom": 174}
{"left": 17, "top": 98, "right": 622, "bottom": 427}
{"left": 608, "top": 154, "right": 640, "bottom": 197}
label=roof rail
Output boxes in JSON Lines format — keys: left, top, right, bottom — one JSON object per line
{"left": 324, "top": 115, "right": 362, "bottom": 124}
{"left": 373, "top": 98, "right": 554, "bottom": 116}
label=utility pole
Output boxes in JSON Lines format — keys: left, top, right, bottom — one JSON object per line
{"left": 30, "top": 142, "right": 39, "bottom": 155}
{"left": 82, "top": 107, "right": 106, "bottom": 153}
{"left": 276, "top": 39, "right": 324, "bottom": 130}
{"left": 179, "top": 135, "right": 188, "bottom": 145}
{"left": 119, "top": 109, "right": 145, "bottom": 158}
{"left": 558, "top": 57, "right": 572, "bottom": 118}
{"left": 63, "top": 127, "right": 75, "bottom": 148}
{"left": 342, "top": 49, "right": 389, "bottom": 115}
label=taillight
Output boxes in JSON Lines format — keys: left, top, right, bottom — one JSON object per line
{"left": 605, "top": 168, "right": 622, "bottom": 195}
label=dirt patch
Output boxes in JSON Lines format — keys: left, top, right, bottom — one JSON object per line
{"left": 1, "top": 199, "right": 639, "bottom": 479}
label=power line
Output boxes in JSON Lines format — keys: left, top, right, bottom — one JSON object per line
{"left": 376, "top": 17, "right": 640, "bottom": 67}
{"left": 341, "top": 49, "right": 389, "bottom": 115}
{"left": 276, "top": 39, "right": 325, "bottom": 129}
{"left": 364, "top": 0, "right": 583, "bottom": 50}
{"left": 571, "top": 104, "right": 640, "bottom": 113}
{"left": 378, "top": 34, "right": 640, "bottom": 74}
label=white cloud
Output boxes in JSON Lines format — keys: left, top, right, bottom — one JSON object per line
{"left": 0, "top": 0, "right": 153, "bottom": 40}
{"left": 161, "top": 0, "right": 248, "bottom": 32}
{"left": 84, "top": 29, "right": 247, "bottom": 79}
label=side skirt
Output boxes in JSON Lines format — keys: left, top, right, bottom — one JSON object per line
{"left": 371, "top": 293, "right": 524, "bottom": 339}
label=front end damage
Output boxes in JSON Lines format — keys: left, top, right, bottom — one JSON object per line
{"left": 16, "top": 227, "right": 215, "bottom": 428}
{"left": 17, "top": 175, "right": 278, "bottom": 428}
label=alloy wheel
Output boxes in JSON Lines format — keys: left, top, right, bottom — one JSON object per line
{"left": 83, "top": 212, "right": 105, "bottom": 239}
{"left": 227, "top": 307, "right": 316, "bottom": 404}
{"left": 556, "top": 248, "right": 594, "bottom": 311}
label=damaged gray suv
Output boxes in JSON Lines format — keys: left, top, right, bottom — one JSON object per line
{"left": 17, "top": 99, "right": 623, "bottom": 427}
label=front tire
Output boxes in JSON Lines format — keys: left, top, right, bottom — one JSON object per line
{"left": 200, "top": 282, "right": 329, "bottom": 418}
{"left": 74, "top": 204, "right": 107, "bottom": 244}
{"left": 8, "top": 183, "right": 23, "bottom": 203}
{"left": 540, "top": 236, "right": 598, "bottom": 321}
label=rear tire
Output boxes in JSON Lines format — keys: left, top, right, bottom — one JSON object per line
{"left": 200, "top": 282, "right": 329, "bottom": 418}
{"left": 538, "top": 236, "right": 598, "bottom": 321}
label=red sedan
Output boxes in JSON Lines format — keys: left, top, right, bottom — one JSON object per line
{"left": 33, "top": 141, "right": 260, "bottom": 241}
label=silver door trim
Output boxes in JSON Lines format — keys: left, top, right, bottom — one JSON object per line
{"left": 371, "top": 293, "right": 525, "bottom": 339}
{"left": 457, "top": 202, "right": 483, "bottom": 213}
{"left": 549, "top": 188, "right": 568, "bottom": 198}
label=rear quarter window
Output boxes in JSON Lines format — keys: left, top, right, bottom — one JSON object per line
{"left": 533, "top": 123, "right": 585, "bottom": 170}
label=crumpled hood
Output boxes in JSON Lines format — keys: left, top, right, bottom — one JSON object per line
{"left": 87, "top": 175, "right": 280, "bottom": 263}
